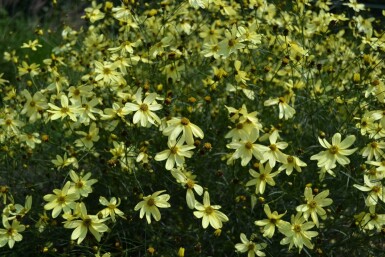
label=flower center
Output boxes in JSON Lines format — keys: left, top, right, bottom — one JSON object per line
{"left": 75, "top": 181, "right": 84, "bottom": 189}
{"left": 329, "top": 145, "right": 339, "bottom": 154}
{"left": 30, "top": 101, "right": 36, "bottom": 107}
{"left": 269, "top": 144, "right": 277, "bottom": 151}
{"left": 308, "top": 200, "right": 317, "bottom": 208}
{"left": 247, "top": 243, "right": 255, "bottom": 251}
{"left": 170, "top": 146, "right": 178, "bottom": 154}
{"left": 61, "top": 107, "right": 69, "bottom": 114}
{"left": 287, "top": 156, "right": 294, "bottom": 163}
{"left": 372, "top": 186, "right": 380, "bottom": 193}
{"left": 181, "top": 117, "right": 190, "bottom": 126}
{"left": 57, "top": 196, "right": 66, "bottom": 204}
{"left": 236, "top": 123, "right": 243, "bottom": 129}
{"left": 147, "top": 198, "right": 155, "bottom": 206}
{"left": 293, "top": 224, "right": 301, "bottom": 233}
{"left": 186, "top": 179, "right": 195, "bottom": 189}
{"left": 371, "top": 141, "right": 378, "bottom": 149}
{"left": 6, "top": 227, "right": 15, "bottom": 236}
{"left": 205, "top": 206, "right": 214, "bottom": 214}
{"left": 245, "top": 141, "right": 253, "bottom": 149}
{"left": 140, "top": 103, "right": 149, "bottom": 111}
{"left": 83, "top": 218, "right": 92, "bottom": 227}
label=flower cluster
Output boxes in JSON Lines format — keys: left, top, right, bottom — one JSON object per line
{"left": 1, "top": 0, "right": 385, "bottom": 256}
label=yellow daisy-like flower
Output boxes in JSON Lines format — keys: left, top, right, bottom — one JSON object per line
{"left": 134, "top": 190, "right": 171, "bottom": 224}
{"left": 193, "top": 191, "right": 229, "bottom": 229}
{"left": 162, "top": 117, "right": 204, "bottom": 145}
{"left": 255, "top": 204, "right": 287, "bottom": 238}
{"left": 278, "top": 212, "right": 318, "bottom": 253}
{"left": 296, "top": 187, "right": 333, "bottom": 227}
{"left": 124, "top": 88, "right": 162, "bottom": 127}
{"left": 0, "top": 216, "right": 25, "bottom": 249}
{"left": 63, "top": 202, "right": 109, "bottom": 244}
{"left": 246, "top": 163, "right": 280, "bottom": 195}
{"left": 154, "top": 140, "right": 195, "bottom": 170}
{"left": 43, "top": 181, "right": 80, "bottom": 218}
{"left": 310, "top": 133, "right": 357, "bottom": 170}
{"left": 226, "top": 128, "right": 269, "bottom": 166}
{"left": 235, "top": 233, "right": 267, "bottom": 257}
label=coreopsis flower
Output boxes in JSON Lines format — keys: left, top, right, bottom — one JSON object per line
{"left": 255, "top": 204, "right": 287, "bottom": 238}
{"left": 264, "top": 95, "right": 296, "bottom": 120}
{"left": 343, "top": 0, "right": 365, "bottom": 12}
{"left": 94, "top": 61, "right": 124, "bottom": 85}
{"left": 310, "top": 133, "right": 357, "bottom": 170}
{"left": 74, "top": 122, "right": 100, "bottom": 149}
{"left": 99, "top": 196, "right": 125, "bottom": 222}
{"left": 21, "top": 39, "right": 42, "bottom": 51}
{"left": 261, "top": 135, "right": 288, "bottom": 168}
{"left": 278, "top": 213, "right": 318, "bottom": 252}
{"left": 278, "top": 155, "right": 307, "bottom": 175}
{"left": 63, "top": 202, "right": 109, "bottom": 244}
{"left": 226, "top": 128, "right": 269, "bottom": 166}
{"left": 3, "top": 195, "right": 32, "bottom": 220}
{"left": 171, "top": 167, "right": 203, "bottom": 209}
{"left": 124, "top": 88, "right": 162, "bottom": 127}
{"left": 354, "top": 175, "right": 385, "bottom": 206}
{"left": 43, "top": 181, "right": 80, "bottom": 218}
{"left": 154, "top": 140, "right": 195, "bottom": 170}
{"left": 48, "top": 95, "right": 82, "bottom": 122}
{"left": 296, "top": 187, "right": 333, "bottom": 227}
{"left": 0, "top": 113, "right": 25, "bottom": 135}
{"left": 0, "top": 216, "right": 25, "bottom": 249}
{"left": 355, "top": 206, "right": 385, "bottom": 232}
{"left": 17, "top": 61, "right": 40, "bottom": 77}
{"left": 134, "top": 190, "right": 171, "bottom": 224}
{"left": 366, "top": 160, "right": 385, "bottom": 179}
{"left": 218, "top": 25, "right": 245, "bottom": 58}
{"left": 69, "top": 170, "right": 98, "bottom": 197}
{"left": 162, "top": 117, "right": 204, "bottom": 145}
{"left": 19, "top": 132, "right": 41, "bottom": 149}
{"left": 225, "top": 122, "right": 251, "bottom": 141}
{"left": 83, "top": 1, "right": 105, "bottom": 23}
{"left": 51, "top": 153, "right": 79, "bottom": 170}
{"left": 360, "top": 141, "right": 385, "bottom": 161}
{"left": 189, "top": 0, "right": 209, "bottom": 9}
{"left": 193, "top": 191, "right": 229, "bottom": 229}
{"left": 246, "top": 163, "right": 280, "bottom": 195}
{"left": 20, "top": 89, "right": 48, "bottom": 123}
{"left": 235, "top": 233, "right": 267, "bottom": 257}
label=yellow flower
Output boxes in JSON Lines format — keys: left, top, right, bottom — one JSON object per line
{"left": 99, "top": 196, "right": 125, "bottom": 222}
{"left": 278, "top": 155, "right": 307, "bottom": 175}
{"left": 154, "top": 140, "right": 195, "bottom": 170}
{"left": 296, "top": 187, "right": 333, "bottom": 227}
{"left": 162, "top": 117, "right": 204, "bottom": 145}
{"left": 255, "top": 204, "right": 286, "bottom": 238}
{"left": 48, "top": 95, "right": 83, "bottom": 122}
{"left": 264, "top": 95, "right": 296, "bottom": 120}
{"left": 246, "top": 163, "right": 280, "bottom": 195}
{"left": 171, "top": 167, "right": 203, "bottom": 209}
{"left": 64, "top": 202, "right": 109, "bottom": 244}
{"left": 20, "top": 89, "right": 48, "bottom": 123}
{"left": 69, "top": 170, "right": 98, "bottom": 197}
{"left": 124, "top": 88, "right": 162, "bottom": 127}
{"left": 43, "top": 181, "right": 80, "bottom": 218}
{"left": 21, "top": 39, "right": 42, "bottom": 51}
{"left": 278, "top": 213, "right": 318, "bottom": 252}
{"left": 354, "top": 175, "right": 385, "bottom": 206}
{"left": 310, "top": 133, "right": 357, "bottom": 170}
{"left": 74, "top": 122, "right": 100, "bottom": 149}
{"left": 235, "top": 233, "right": 267, "bottom": 257}
{"left": 134, "top": 190, "right": 171, "bottom": 224}
{"left": 226, "top": 128, "right": 269, "bottom": 166}
{"left": 0, "top": 216, "right": 25, "bottom": 249}
{"left": 193, "top": 191, "right": 229, "bottom": 229}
